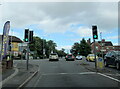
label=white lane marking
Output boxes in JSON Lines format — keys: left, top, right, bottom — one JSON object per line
{"left": 78, "top": 72, "right": 96, "bottom": 75}
{"left": 104, "top": 73, "right": 120, "bottom": 76}
{"left": 97, "top": 73, "right": 120, "bottom": 83}
{"left": 42, "top": 72, "right": 96, "bottom": 76}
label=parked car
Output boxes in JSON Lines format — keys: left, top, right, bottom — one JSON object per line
{"left": 76, "top": 55, "right": 82, "bottom": 60}
{"left": 49, "top": 53, "right": 59, "bottom": 61}
{"left": 86, "top": 54, "right": 98, "bottom": 62}
{"left": 65, "top": 54, "right": 75, "bottom": 61}
{"left": 104, "top": 51, "right": 120, "bottom": 70}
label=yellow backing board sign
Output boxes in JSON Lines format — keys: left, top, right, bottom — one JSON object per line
{"left": 11, "top": 42, "right": 19, "bottom": 51}
{"left": 97, "top": 57, "right": 104, "bottom": 69}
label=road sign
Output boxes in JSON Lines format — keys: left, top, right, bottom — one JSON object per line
{"left": 98, "top": 58, "right": 102, "bottom": 61}
{"left": 97, "top": 57, "right": 104, "bottom": 69}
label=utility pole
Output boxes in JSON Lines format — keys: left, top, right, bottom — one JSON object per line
{"left": 100, "top": 32, "right": 103, "bottom": 59}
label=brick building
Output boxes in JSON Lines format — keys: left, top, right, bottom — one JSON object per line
{"left": 87, "top": 39, "right": 120, "bottom": 56}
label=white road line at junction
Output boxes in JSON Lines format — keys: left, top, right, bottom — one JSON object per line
{"left": 105, "top": 73, "right": 120, "bottom": 76}
{"left": 41, "top": 72, "right": 120, "bottom": 83}
{"left": 42, "top": 72, "right": 96, "bottom": 76}
{"left": 97, "top": 73, "right": 120, "bottom": 83}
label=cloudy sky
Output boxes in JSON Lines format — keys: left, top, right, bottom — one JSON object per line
{"left": 0, "top": 1, "right": 119, "bottom": 51}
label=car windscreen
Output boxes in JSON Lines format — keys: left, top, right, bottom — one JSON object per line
{"left": 90, "top": 54, "right": 94, "bottom": 56}
{"left": 114, "top": 51, "right": 120, "bottom": 56}
{"left": 50, "top": 53, "right": 57, "bottom": 55}
{"left": 68, "top": 55, "right": 72, "bottom": 58}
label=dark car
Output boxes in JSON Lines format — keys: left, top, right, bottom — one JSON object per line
{"left": 65, "top": 54, "right": 75, "bottom": 61}
{"left": 104, "top": 51, "right": 120, "bottom": 70}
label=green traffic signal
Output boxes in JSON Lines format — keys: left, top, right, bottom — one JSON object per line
{"left": 94, "top": 35, "right": 97, "bottom": 39}
{"left": 25, "top": 38, "right": 28, "bottom": 41}
{"left": 92, "top": 26, "right": 98, "bottom": 39}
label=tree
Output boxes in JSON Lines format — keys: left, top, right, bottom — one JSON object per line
{"left": 71, "top": 38, "right": 91, "bottom": 57}
{"left": 29, "top": 36, "right": 43, "bottom": 58}
{"left": 47, "top": 40, "right": 57, "bottom": 53}
{"left": 56, "top": 48, "right": 66, "bottom": 57}
{"left": 29, "top": 36, "right": 58, "bottom": 58}
{"left": 71, "top": 42, "right": 80, "bottom": 56}
{"left": 79, "top": 38, "right": 91, "bottom": 56}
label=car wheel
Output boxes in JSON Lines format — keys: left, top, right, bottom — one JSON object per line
{"left": 104, "top": 61, "right": 108, "bottom": 67}
{"left": 116, "top": 62, "right": 120, "bottom": 70}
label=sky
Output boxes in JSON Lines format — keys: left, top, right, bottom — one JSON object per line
{"left": 0, "top": 1, "right": 119, "bottom": 52}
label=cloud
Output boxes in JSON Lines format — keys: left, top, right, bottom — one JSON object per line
{"left": 113, "top": 43, "right": 118, "bottom": 46}
{"left": 56, "top": 45, "right": 72, "bottom": 50}
{"left": 9, "top": 30, "right": 23, "bottom": 39}
{"left": 0, "top": 2, "right": 118, "bottom": 35}
{"left": 74, "top": 26, "right": 92, "bottom": 37}
{"left": 106, "top": 35, "right": 120, "bottom": 40}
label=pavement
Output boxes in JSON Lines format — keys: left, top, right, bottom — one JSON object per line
{"left": 1, "top": 60, "right": 39, "bottom": 89}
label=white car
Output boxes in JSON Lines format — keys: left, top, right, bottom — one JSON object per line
{"left": 76, "top": 55, "right": 82, "bottom": 60}
{"left": 49, "top": 53, "right": 59, "bottom": 61}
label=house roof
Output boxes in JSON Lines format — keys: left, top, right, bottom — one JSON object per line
{"left": 91, "top": 41, "right": 113, "bottom": 46}
{"left": 98, "top": 41, "right": 113, "bottom": 46}
{"left": 0, "top": 35, "right": 23, "bottom": 43}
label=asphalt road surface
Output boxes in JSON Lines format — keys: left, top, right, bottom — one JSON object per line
{"left": 24, "top": 58, "right": 120, "bottom": 89}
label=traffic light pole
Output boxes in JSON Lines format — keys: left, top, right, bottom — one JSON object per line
{"left": 94, "top": 39, "right": 97, "bottom": 70}
{"left": 24, "top": 29, "right": 33, "bottom": 70}
{"left": 26, "top": 43, "right": 29, "bottom": 70}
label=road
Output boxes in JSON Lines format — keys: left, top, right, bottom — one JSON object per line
{"left": 23, "top": 58, "right": 120, "bottom": 88}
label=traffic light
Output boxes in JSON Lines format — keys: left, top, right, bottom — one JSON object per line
{"left": 24, "top": 29, "right": 29, "bottom": 42}
{"left": 92, "top": 26, "right": 98, "bottom": 39}
{"left": 29, "top": 31, "right": 33, "bottom": 43}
